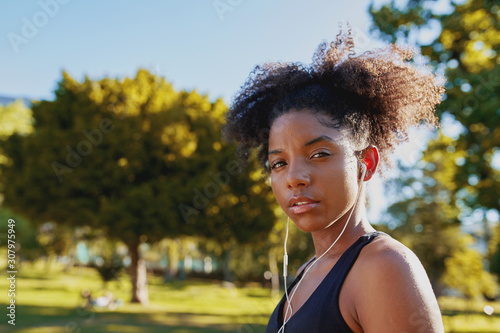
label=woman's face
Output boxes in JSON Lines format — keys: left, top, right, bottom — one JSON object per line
{"left": 268, "top": 110, "right": 361, "bottom": 232}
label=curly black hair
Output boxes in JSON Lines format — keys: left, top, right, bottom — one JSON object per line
{"left": 223, "top": 28, "right": 445, "bottom": 173}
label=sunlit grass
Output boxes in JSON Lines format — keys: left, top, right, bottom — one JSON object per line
{"left": 0, "top": 262, "right": 275, "bottom": 332}
{"left": 0, "top": 261, "right": 499, "bottom": 332}
{"left": 439, "top": 296, "right": 500, "bottom": 332}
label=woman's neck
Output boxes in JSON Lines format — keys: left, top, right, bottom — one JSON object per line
{"left": 311, "top": 208, "right": 375, "bottom": 260}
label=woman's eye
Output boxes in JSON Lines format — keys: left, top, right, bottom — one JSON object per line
{"left": 270, "top": 161, "right": 286, "bottom": 170}
{"left": 312, "top": 151, "right": 330, "bottom": 159}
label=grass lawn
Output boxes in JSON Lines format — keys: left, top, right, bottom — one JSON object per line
{"left": 0, "top": 261, "right": 499, "bottom": 332}
{"left": 1, "top": 261, "right": 276, "bottom": 333}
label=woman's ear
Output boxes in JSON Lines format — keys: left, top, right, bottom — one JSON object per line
{"left": 361, "top": 145, "right": 379, "bottom": 181}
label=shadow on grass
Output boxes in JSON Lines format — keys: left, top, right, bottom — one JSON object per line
{"left": 0, "top": 304, "right": 267, "bottom": 333}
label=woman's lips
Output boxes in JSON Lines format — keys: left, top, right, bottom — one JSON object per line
{"left": 289, "top": 201, "right": 319, "bottom": 214}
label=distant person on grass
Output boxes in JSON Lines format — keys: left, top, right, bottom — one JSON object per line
{"left": 81, "top": 289, "right": 120, "bottom": 311}
{"left": 223, "top": 28, "right": 445, "bottom": 333}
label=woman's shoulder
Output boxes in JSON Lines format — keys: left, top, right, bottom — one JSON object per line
{"left": 346, "top": 233, "right": 444, "bottom": 332}
{"left": 356, "top": 233, "right": 430, "bottom": 286}
{"left": 362, "top": 233, "right": 421, "bottom": 268}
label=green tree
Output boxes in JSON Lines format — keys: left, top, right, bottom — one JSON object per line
{"left": 0, "top": 99, "right": 33, "bottom": 138}
{"left": 0, "top": 207, "right": 41, "bottom": 263}
{"left": 0, "top": 69, "right": 275, "bottom": 304}
{"left": 0, "top": 101, "right": 39, "bottom": 263}
{"left": 36, "top": 222, "right": 73, "bottom": 264}
{"left": 490, "top": 224, "right": 500, "bottom": 278}
{"left": 87, "top": 236, "right": 127, "bottom": 289}
{"left": 442, "top": 234, "right": 498, "bottom": 299}
{"left": 370, "top": 0, "right": 500, "bottom": 280}
{"left": 0, "top": 99, "right": 33, "bottom": 188}
{"left": 383, "top": 134, "right": 465, "bottom": 295}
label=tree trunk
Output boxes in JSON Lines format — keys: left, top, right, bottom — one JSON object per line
{"left": 268, "top": 249, "right": 280, "bottom": 297}
{"left": 129, "top": 242, "right": 149, "bottom": 305}
{"left": 482, "top": 210, "right": 493, "bottom": 259}
{"left": 63, "top": 231, "right": 77, "bottom": 272}
{"left": 223, "top": 248, "right": 232, "bottom": 282}
{"left": 163, "top": 240, "right": 179, "bottom": 282}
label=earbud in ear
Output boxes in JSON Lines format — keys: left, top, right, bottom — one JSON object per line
{"left": 364, "top": 158, "right": 373, "bottom": 170}
{"left": 359, "top": 162, "right": 367, "bottom": 182}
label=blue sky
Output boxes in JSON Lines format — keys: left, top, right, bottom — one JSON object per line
{"left": 1, "top": 0, "right": 384, "bottom": 102}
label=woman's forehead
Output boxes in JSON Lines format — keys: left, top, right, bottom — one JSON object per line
{"left": 269, "top": 110, "right": 355, "bottom": 147}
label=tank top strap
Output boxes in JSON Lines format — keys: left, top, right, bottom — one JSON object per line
{"left": 330, "top": 231, "right": 386, "bottom": 296}
{"left": 267, "top": 231, "right": 387, "bottom": 333}
{"left": 294, "top": 231, "right": 384, "bottom": 285}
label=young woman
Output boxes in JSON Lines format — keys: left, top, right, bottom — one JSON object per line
{"left": 223, "top": 29, "right": 445, "bottom": 332}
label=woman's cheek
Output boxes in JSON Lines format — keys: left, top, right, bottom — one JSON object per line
{"left": 270, "top": 176, "right": 288, "bottom": 210}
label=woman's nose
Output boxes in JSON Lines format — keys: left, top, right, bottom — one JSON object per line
{"left": 287, "top": 159, "right": 311, "bottom": 189}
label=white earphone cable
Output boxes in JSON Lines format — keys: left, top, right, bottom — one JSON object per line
{"left": 283, "top": 217, "right": 292, "bottom": 325}
{"left": 278, "top": 164, "right": 367, "bottom": 333}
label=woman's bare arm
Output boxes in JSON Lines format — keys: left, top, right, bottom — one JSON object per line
{"left": 353, "top": 237, "right": 444, "bottom": 333}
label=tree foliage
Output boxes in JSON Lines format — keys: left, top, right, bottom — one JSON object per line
{"left": 382, "top": 133, "right": 464, "bottom": 294}
{"left": 442, "top": 234, "right": 498, "bottom": 299}
{"left": 370, "top": 0, "right": 500, "bottom": 295}
{"left": 371, "top": 0, "right": 500, "bottom": 213}
{"left": 0, "top": 99, "right": 33, "bottom": 187}
{"left": 0, "top": 100, "right": 33, "bottom": 139}
{"left": 0, "top": 207, "right": 41, "bottom": 262}
{"left": 0, "top": 69, "right": 276, "bottom": 304}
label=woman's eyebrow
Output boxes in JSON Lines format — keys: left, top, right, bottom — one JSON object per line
{"left": 304, "top": 135, "right": 335, "bottom": 147}
{"left": 268, "top": 149, "right": 282, "bottom": 156}
{"left": 268, "top": 135, "right": 336, "bottom": 156}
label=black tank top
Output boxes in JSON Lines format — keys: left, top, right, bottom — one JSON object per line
{"left": 266, "top": 231, "right": 385, "bottom": 333}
